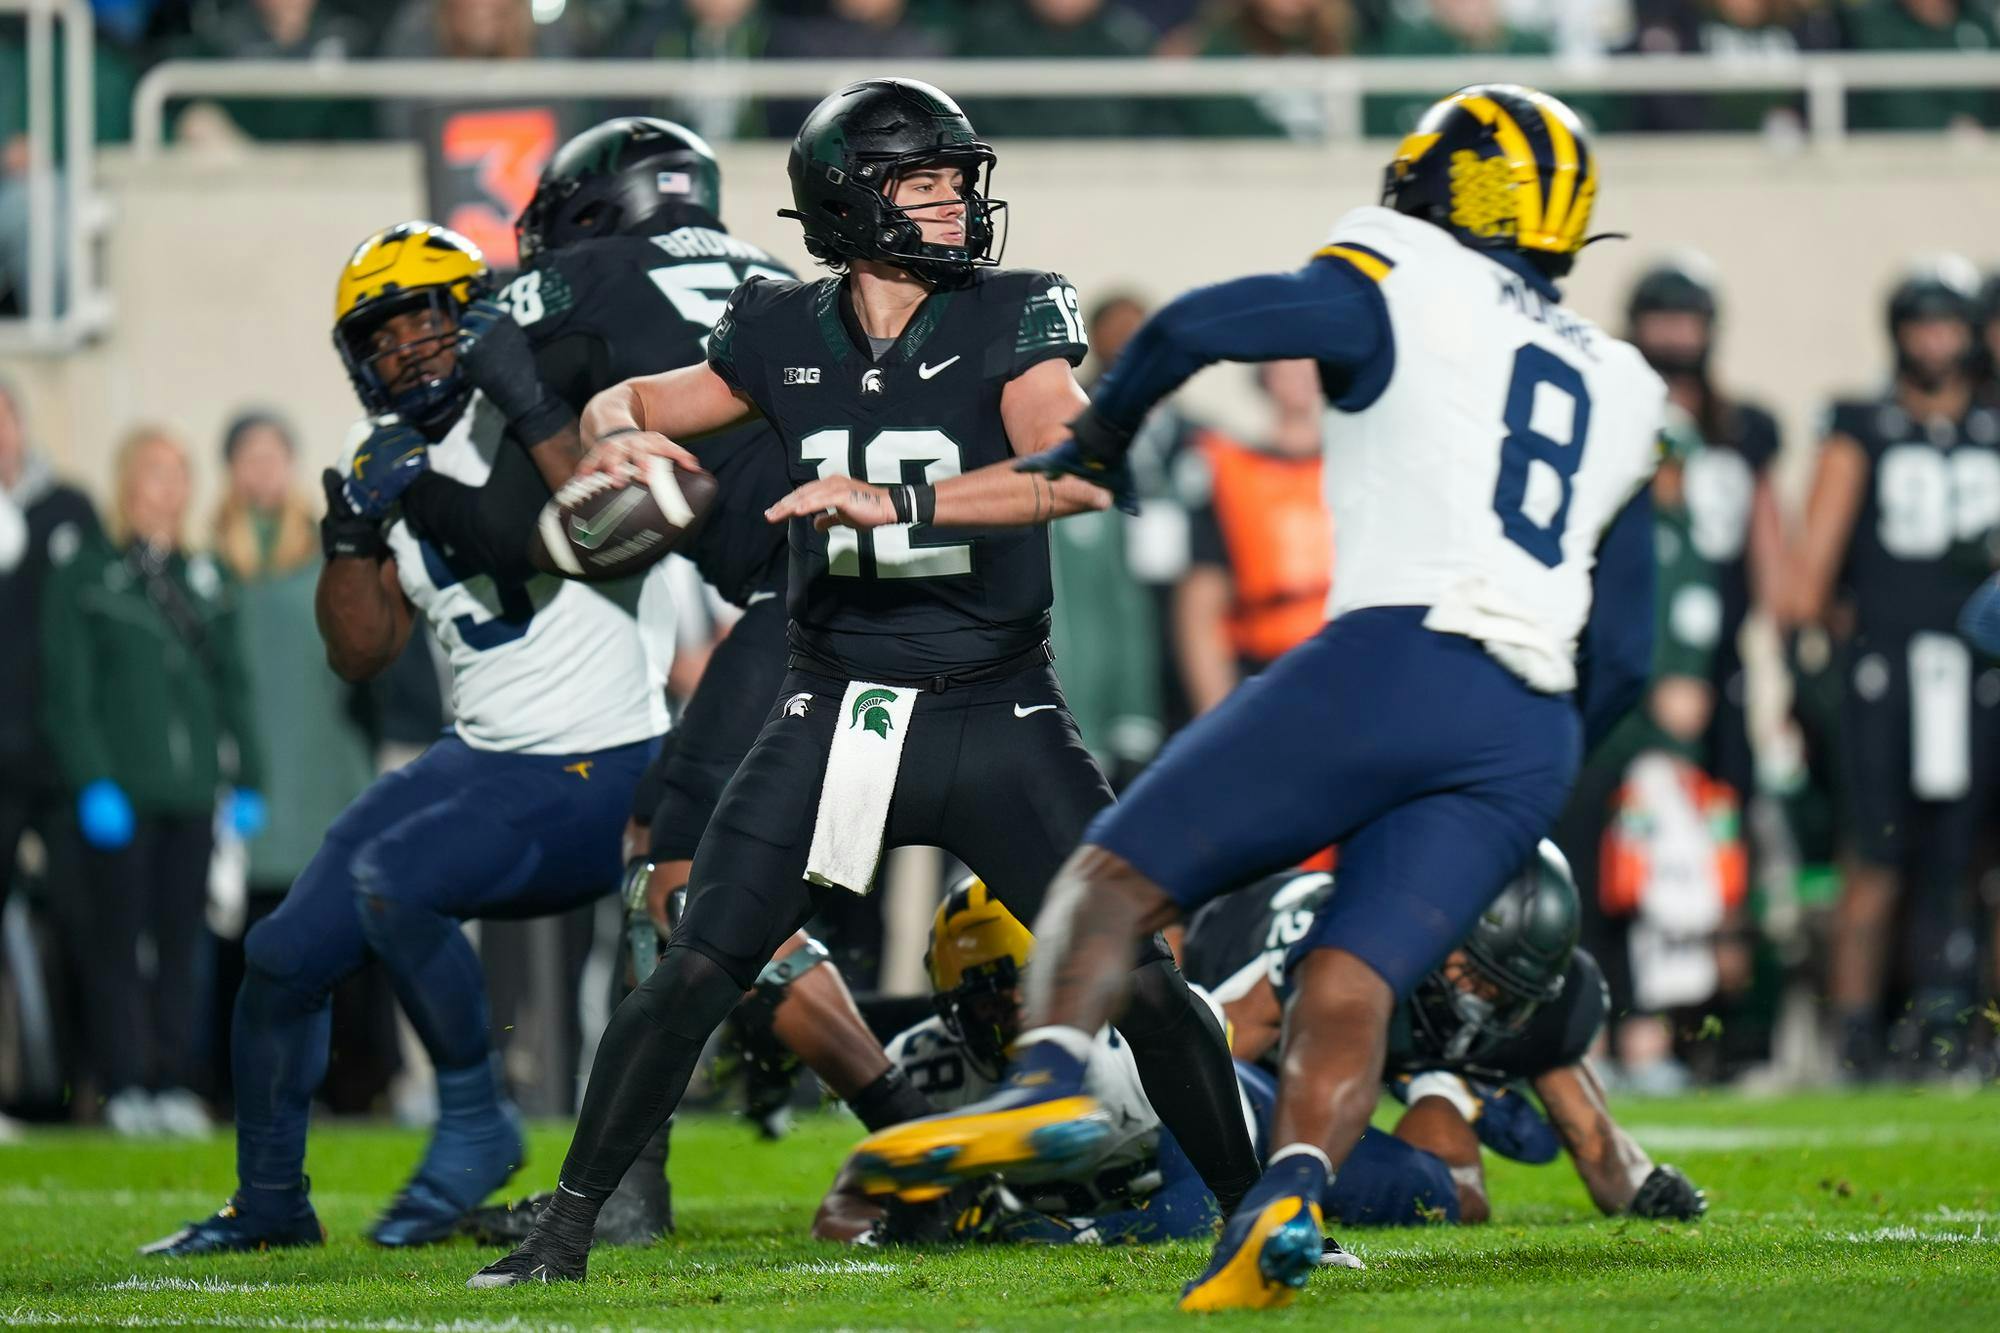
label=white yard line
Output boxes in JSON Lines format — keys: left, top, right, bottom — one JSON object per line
{"left": 102, "top": 1277, "right": 273, "bottom": 1295}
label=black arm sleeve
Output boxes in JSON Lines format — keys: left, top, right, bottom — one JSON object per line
{"left": 397, "top": 441, "right": 551, "bottom": 584}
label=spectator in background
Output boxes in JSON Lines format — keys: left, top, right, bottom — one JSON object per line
{"left": 1087, "top": 291, "right": 1207, "bottom": 733}
{"left": 1844, "top": 0, "right": 1998, "bottom": 130}
{"left": 378, "top": 0, "right": 578, "bottom": 138}
{"left": 39, "top": 426, "right": 266, "bottom": 1138}
{"left": 177, "top": 0, "right": 374, "bottom": 143}
{"left": 0, "top": 20, "right": 136, "bottom": 315}
{"left": 1162, "top": 0, "right": 1351, "bottom": 139}
{"left": 1363, "top": 0, "right": 1553, "bottom": 139}
{"left": 1173, "top": 359, "right": 1330, "bottom": 715}
{"left": 1623, "top": 0, "right": 1841, "bottom": 134}
{"left": 764, "top": 0, "right": 944, "bottom": 136}
{"left": 1552, "top": 416, "right": 1734, "bottom": 1092}
{"left": 617, "top": 0, "right": 771, "bottom": 144}
{"left": 1625, "top": 256, "right": 1785, "bottom": 816}
{"left": 209, "top": 412, "right": 373, "bottom": 912}
{"left": 951, "top": 0, "right": 1159, "bottom": 138}
{"left": 0, "top": 377, "right": 99, "bottom": 1142}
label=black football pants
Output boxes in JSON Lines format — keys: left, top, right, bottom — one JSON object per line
{"left": 556, "top": 661, "right": 1261, "bottom": 1216}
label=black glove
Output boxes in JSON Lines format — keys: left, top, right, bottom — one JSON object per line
{"left": 320, "top": 468, "right": 389, "bottom": 561}
{"left": 456, "top": 298, "right": 574, "bottom": 444}
{"left": 1629, "top": 1164, "right": 1706, "bottom": 1220}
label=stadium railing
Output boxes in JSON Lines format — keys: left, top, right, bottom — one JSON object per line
{"left": 129, "top": 50, "right": 2000, "bottom": 160}
{"left": 1, "top": 0, "right": 109, "bottom": 354}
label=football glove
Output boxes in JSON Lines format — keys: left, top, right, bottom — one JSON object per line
{"left": 456, "top": 298, "right": 573, "bottom": 444}
{"left": 1629, "top": 1163, "right": 1706, "bottom": 1220}
{"left": 1014, "top": 406, "right": 1139, "bottom": 515}
{"left": 320, "top": 468, "right": 389, "bottom": 560}
{"left": 343, "top": 418, "right": 430, "bottom": 519}
{"left": 227, "top": 788, "right": 268, "bottom": 840}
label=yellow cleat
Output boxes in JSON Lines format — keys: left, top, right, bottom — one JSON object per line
{"left": 849, "top": 1094, "right": 1111, "bottom": 1200}
{"left": 1177, "top": 1194, "right": 1325, "bottom": 1313}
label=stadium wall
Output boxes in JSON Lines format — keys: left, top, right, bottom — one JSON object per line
{"left": 5, "top": 136, "right": 1999, "bottom": 518}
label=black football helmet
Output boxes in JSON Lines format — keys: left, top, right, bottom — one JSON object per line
{"left": 1382, "top": 84, "right": 1599, "bottom": 280}
{"left": 516, "top": 117, "right": 723, "bottom": 270}
{"left": 1886, "top": 255, "right": 1979, "bottom": 387}
{"left": 1410, "top": 840, "right": 1580, "bottom": 1064}
{"left": 779, "top": 78, "right": 1004, "bottom": 289}
{"left": 1627, "top": 253, "right": 1720, "bottom": 379}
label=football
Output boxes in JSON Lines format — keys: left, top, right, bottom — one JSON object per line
{"left": 535, "top": 454, "right": 718, "bottom": 582}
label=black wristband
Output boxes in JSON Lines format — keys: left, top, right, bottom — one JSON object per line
{"left": 911, "top": 482, "right": 936, "bottom": 526}
{"left": 889, "top": 484, "right": 915, "bottom": 524}
{"left": 321, "top": 512, "right": 388, "bottom": 561}
{"left": 510, "top": 394, "right": 575, "bottom": 449}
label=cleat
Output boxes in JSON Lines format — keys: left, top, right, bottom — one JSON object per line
{"left": 462, "top": 1172, "right": 673, "bottom": 1249}
{"left": 141, "top": 1199, "right": 325, "bottom": 1258}
{"left": 1177, "top": 1193, "right": 1324, "bottom": 1313}
{"left": 467, "top": 1226, "right": 589, "bottom": 1288}
{"left": 370, "top": 1102, "right": 526, "bottom": 1247}
{"left": 850, "top": 1093, "right": 1110, "bottom": 1199}
{"left": 1318, "top": 1236, "right": 1366, "bottom": 1269}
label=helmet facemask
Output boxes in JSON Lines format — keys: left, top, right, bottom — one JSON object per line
{"left": 935, "top": 954, "right": 1023, "bottom": 1081}
{"left": 795, "top": 148, "right": 1007, "bottom": 290}
{"left": 1411, "top": 951, "right": 1545, "bottom": 1065}
{"left": 336, "top": 287, "right": 474, "bottom": 440}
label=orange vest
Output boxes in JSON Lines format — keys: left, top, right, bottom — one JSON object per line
{"left": 1202, "top": 434, "right": 1333, "bottom": 666}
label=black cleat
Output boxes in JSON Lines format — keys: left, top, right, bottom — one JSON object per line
{"left": 1318, "top": 1235, "right": 1365, "bottom": 1269}
{"left": 462, "top": 1174, "right": 672, "bottom": 1249}
{"left": 141, "top": 1199, "right": 325, "bottom": 1258}
{"left": 467, "top": 1225, "right": 590, "bottom": 1288}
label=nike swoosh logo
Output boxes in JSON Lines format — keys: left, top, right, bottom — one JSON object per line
{"left": 918, "top": 356, "right": 961, "bottom": 380}
{"left": 1013, "top": 703, "right": 1057, "bottom": 718}
{"left": 746, "top": 590, "right": 777, "bottom": 605}
{"left": 569, "top": 487, "right": 647, "bottom": 550}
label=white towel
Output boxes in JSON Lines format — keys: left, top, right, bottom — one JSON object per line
{"left": 1909, "top": 632, "right": 1972, "bottom": 801}
{"left": 805, "top": 681, "right": 920, "bottom": 895}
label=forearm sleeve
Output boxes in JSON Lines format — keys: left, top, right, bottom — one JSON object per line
{"left": 1091, "top": 261, "right": 1390, "bottom": 434}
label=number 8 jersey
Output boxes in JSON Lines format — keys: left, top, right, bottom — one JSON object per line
{"left": 706, "top": 268, "right": 1089, "bottom": 682}
{"left": 1315, "top": 206, "right": 1665, "bottom": 693}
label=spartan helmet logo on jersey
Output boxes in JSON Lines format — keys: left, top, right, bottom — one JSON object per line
{"left": 1382, "top": 84, "right": 1602, "bottom": 280}
{"left": 332, "top": 222, "right": 491, "bottom": 440}
{"left": 1410, "top": 840, "right": 1581, "bottom": 1063}
{"left": 780, "top": 78, "right": 1005, "bottom": 290}
{"left": 516, "top": 117, "right": 724, "bottom": 270}
{"left": 926, "top": 877, "right": 1034, "bottom": 1079}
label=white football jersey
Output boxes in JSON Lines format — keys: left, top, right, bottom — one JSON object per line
{"left": 339, "top": 398, "right": 673, "bottom": 754}
{"left": 1318, "top": 207, "right": 1666, "bottom": 692}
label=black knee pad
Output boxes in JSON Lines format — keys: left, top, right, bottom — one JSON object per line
{"left": 627, "top": 943, "right": 753, "bottom": 1044}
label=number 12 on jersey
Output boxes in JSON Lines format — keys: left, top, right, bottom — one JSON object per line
{"left": 799, "top": 428, "right": 974, "bottom": 579}
{"left": 1493, "top": 343, "right": 1593, "bottom": 569}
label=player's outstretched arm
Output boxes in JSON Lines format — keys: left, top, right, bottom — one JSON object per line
{"left": 1784, "top": 431, "right": 1868, "bottom": 628}
{"left": 1534, "top": 1063, "right": 1702, "bottom": 1218}
{"left": 577, "top": 364, "right": 757, "bottom": 482}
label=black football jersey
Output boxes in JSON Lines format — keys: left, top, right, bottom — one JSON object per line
{"left": 1180, "top": 870, "right": 1606, "bottom": 1084}
{"left": 1828, "top": 396, "right": 2000, "bottom": 641}
{"left": 1682, "top": 401, "right": 1780, "bottom": 676}
{"left": 499, "top": 226, "right": 798, "bottom": 606}
{"left": 705, "top": 267, "right": 1090, "bottom": 681}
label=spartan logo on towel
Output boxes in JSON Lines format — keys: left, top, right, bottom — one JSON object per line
{"left": 850, "top": 688, "right": 898, "bottom": 738}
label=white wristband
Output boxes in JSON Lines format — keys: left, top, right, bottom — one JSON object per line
{"left": 1406, "top": 1070, "right": 1481, "bottom": 1123}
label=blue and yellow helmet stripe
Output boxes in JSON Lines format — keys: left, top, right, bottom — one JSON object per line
{"left": 1383, "top": 84, "right": 1599, "bottom": 271}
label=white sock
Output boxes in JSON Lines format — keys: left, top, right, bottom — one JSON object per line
{"left": 1015, "top": 1025, "right": 1093, "bottom": 1063}
{"left": 1268, "top": 1142, "right": 1334, "bottom": 1176}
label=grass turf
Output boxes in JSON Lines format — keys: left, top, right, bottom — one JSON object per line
{"left": 3, "top": 1087, "right": 1999, "bottom": 1329}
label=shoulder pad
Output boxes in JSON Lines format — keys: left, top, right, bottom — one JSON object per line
{"left": 1822, "top": 398, "right": 1885, "bottom": 445}
{"left": 1313, "top": 205, "right": 1437, "bottom": 280}
{"left": 995, "top": 269, "right": 1088, "bottom": 369}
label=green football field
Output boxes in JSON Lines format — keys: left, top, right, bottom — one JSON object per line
{"left": 4, "top": 1087, "right": 2000, "bottom": 1330}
